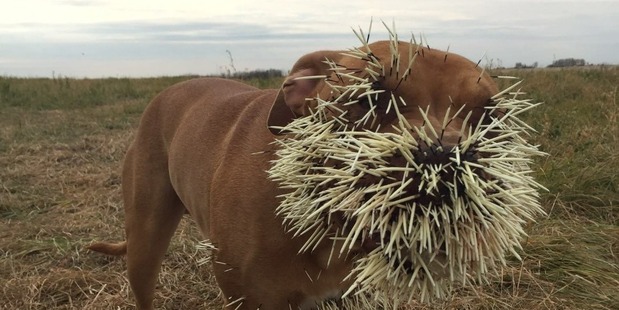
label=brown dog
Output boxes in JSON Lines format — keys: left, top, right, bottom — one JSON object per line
{"left": 89, "top": 39, "right": 499, "bottom": 309}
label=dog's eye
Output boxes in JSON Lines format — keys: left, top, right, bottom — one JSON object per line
{"left": 351, "top": 80, "right": 388, "bottom": 110}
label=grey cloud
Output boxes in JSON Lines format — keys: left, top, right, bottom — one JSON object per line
{"left": 75, "top": 21, "right": 353, "bottom": 43}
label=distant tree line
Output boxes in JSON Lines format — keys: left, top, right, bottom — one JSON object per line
{"left": 219, "top": 69, "right": 284, "bottom": 80}
{"left": 515, "top": 62, "right": 539, "bottom": 69}
{"left": 513, "top": 58, "right": 588, "bottom": 69}
{"left": 547, "top": 58, "right": 586, "bottom": 68}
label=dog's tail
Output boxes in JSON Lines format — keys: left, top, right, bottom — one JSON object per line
{"left": 87, "top": 241, "right": 127, "bottom": 256}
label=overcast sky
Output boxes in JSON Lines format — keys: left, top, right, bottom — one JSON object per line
{"left": 1, "top": 0, "right": 617, "bottom": 78}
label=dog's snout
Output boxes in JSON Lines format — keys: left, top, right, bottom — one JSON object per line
{"left": 415, "top": 143, "right": 453, "bottom": 166}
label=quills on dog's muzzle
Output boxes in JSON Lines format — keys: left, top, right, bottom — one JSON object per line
{"left": 269, "top": 22, "right": 546, "bottom": 307}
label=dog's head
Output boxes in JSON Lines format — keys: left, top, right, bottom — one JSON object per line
{"left": 267, "top": 25, "right": 545, "bottom": 304}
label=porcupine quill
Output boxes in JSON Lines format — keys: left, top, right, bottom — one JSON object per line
{"left": 268, "top": 21, "right": 546, "bottom": 308}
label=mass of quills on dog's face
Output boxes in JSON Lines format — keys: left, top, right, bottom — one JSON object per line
{"left": 268, "top": 22, "right": 546, "bottom": 306}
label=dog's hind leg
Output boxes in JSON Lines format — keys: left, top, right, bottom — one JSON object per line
{"left": 122, "top": 146, "right": 186, "bottom": 310}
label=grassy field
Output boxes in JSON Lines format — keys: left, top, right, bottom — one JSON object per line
{"left": 1, "top": 67, "right": 618, "bottom": 309}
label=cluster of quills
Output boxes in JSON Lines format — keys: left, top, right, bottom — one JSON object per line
{"left": 267, "top": 22, "right": 546, "bottom": 307}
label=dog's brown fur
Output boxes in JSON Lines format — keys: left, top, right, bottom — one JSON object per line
{"left": 89, "top": 41, "right": 498, "bottom": 309}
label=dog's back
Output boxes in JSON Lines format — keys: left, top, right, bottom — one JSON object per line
{"left": 161, "top": 77, "right": 280, "bottom": 234}
{"left": 89, "top": 77, "right": 271, "bottom": 257}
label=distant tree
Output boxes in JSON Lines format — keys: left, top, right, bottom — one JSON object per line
{"left": 226, "top": 50, "right": 237, "bottom": 76}
{"left": 514, "top": 62, "right": 538, "bottom": 69}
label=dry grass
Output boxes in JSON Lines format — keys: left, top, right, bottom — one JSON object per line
{"left": 1, "top": 68, "right": 618, "bottom": 309}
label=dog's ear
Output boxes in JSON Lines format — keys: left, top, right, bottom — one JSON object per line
{"left": 267, "top": 50, "right": 343, "bottom": 135}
